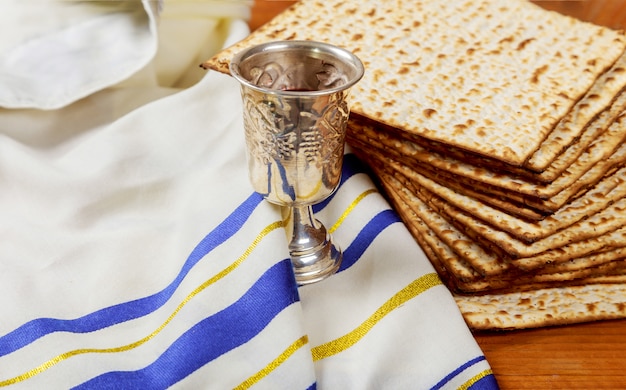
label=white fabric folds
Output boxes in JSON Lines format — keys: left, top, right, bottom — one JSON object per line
{"left": 0, "top": 0, "right": 159, "bottom": 109}
{"left": 0, "top": 1, "right": 498, "bottom": 388}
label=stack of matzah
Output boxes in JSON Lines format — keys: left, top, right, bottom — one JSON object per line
{"left": 203, "top": 0, "right": 626, "bottom": 330}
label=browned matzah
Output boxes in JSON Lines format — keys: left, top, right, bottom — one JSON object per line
{"left": 203, "top": 0, "right": 626, "bottom": 166}
{"left": 455, "top": 283, "right": 626, "bottom": 330}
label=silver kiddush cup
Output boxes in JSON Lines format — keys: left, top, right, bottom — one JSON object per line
{"left": 230, "top": 40, "right": 364, "bottom": 285}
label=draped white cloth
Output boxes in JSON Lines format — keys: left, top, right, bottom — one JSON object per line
{"left": 0, "top": 1, "right": 498, "bottom": 389}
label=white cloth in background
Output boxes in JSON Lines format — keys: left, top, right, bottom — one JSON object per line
{"left": 0, "top": 1, "right": 498, "bottom": 389}
{"left": 0, "top": 0, "right": 159, "bottom": 109}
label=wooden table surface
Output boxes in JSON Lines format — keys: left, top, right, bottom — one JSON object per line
{"left": 250, "top": 1, "right": 626, "bottom": 388}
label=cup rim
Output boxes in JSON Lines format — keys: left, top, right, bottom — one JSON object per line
{"left": 229, "top": 40, "right": 364, "bottom": 97}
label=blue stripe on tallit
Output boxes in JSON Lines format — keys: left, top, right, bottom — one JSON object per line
{"left": 73, "top": 259, "right": 298, "bottom": 389}
{"left": 0, "top": 154, "right": 367, "bottom": 358}
{"left": 469, "top": 373, "right": 500, "bottom": 390}
{"left": 71, "top": 205, "right": 399, "bottom": 388}
{"left": 339, "top": 209, "right": 402, "bottom": 272}
{"left": 0, "top": 193, "right": 263, "bottom": 357}
{"left": 431, "top": 356, "right": 497, "bottom": 390}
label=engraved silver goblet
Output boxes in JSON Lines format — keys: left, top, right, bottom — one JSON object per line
{"left": 230, "top": 40, "right": 364, "bottom": 285}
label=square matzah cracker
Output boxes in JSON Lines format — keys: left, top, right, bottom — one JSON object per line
{"left": 203, "top": 0, "right": 626, "bottom": 166}
{"left": 455, "top": 282, "right": 626, "bottom": 330}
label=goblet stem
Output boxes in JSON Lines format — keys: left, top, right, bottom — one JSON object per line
{"left": 282, "top": 205, "right": 342, "bottom": 285}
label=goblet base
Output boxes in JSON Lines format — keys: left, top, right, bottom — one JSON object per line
{"left": 282, "top": 205, "right": 343, "bottom": 285}
{"left": 291, "top": 234, "right": 342, "bottom": 286}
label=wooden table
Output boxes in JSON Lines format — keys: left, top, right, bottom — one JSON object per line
{"left": 250, "top": 1, "right": 626, "bottom": 388}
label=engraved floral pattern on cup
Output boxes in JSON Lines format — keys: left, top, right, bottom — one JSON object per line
{"left": 242, "top": 94, "right": 296, "bottom": 165}
{"left": 241, "top": 89, "right": 349, "bottom": 203}
{"left": 315, "top": 93, "right": 349, "bottom": 187}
